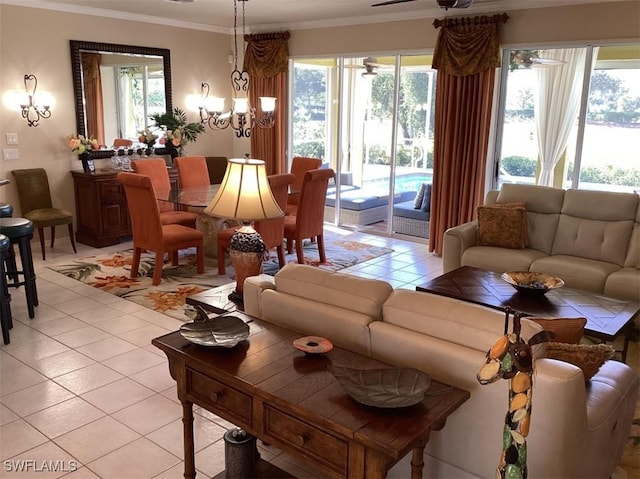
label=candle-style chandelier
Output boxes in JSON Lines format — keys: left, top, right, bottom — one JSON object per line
{"left": 197, "top": 0, "right": 275, "bottom": 138}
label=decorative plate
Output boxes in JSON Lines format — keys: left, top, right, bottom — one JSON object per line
{"left": 501, "top": 271, "right": 564, "bottom": 296}
{"left": 329, "top": 365, "right": 431, "bottom": 408}
{"left": 179, "top": 315, "right": 249, "bottom": 348}
{"left": 293, "top": 336, "right": 333, "bottom": 355}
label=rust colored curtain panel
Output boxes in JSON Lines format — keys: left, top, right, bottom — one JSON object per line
{"left": 248, "top": 74, "right": 287, "bottom": 175}
{"left": 429, "top": 14, "right": 507, "bottom": 255}
{"left": 81, "top": 53, "right": 105, "bottom": 146}
{"left": 244, "top": 32, "right": 290, "bottom": 175}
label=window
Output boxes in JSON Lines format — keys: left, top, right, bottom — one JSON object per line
{"left": 495, "top": 45, "right": 640, "bottom": 193}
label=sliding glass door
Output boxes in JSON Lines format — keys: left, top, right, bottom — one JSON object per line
{"left": 290, "top": 54, "right": 435, "bottom": 240}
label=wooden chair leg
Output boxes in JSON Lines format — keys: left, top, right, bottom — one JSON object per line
{"left": 287, "top": 238, "right": 294, "bottom": 254}
{"left": 196, "top": 243, "right": 204, "bottom": 274}
{"left": 36, "top": 227, "right": 46, "bottom": 260}
{"left": 317, "top": 234, "right": 327, "bottom": 264}
{"left": 295, "top": 238, "right": 305, "bottom": 264}
{"left": 50, "top": 226, "right": 56, "bottom": 249}
{"left": 152, "top": 251, "right": 164, "bottom": 285}
{"left": 171, "top": 251, "right": 179, "bottom": 266}
{"left": 67, "top": 223, "right": 77, "bottom": 253}
{"left": 217, "top": 243, "right": 226, "bottom": 275}
{"left": 276, "top": 245, "right": 285, "bottom": 269}
{"left": 130, "top": 247, "right": 142, "bottom": 279}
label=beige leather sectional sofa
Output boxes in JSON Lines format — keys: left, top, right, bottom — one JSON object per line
{"left": 443, "top": 184, "right": 640, "bottom": 301}
{"left": 244, "top": 263, "right": 638, "bottom": 479}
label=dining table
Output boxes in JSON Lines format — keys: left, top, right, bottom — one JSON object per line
{"left": 156, "top": 184, "right": 235, "bottom": 259}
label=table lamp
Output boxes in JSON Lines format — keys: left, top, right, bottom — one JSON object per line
{"left": 205, "top": 157, "right": 283, "bottom": 301}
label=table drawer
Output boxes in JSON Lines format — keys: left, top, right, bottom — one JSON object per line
{"left": 187, "top": 369, "right": 252, "bottom": 425}
{"left": 264, "top": 406, "right": 347, "bottom": 474}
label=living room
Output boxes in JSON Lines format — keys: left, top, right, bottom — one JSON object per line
{"left": 0, "top": 1, "right": 639, "bottom": 478}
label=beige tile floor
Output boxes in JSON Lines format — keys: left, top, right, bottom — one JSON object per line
{"left": 0, "top": 228, "right": 445, "bottom": 478}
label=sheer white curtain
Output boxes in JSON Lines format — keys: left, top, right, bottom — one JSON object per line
{"left": 535, "top": 48, "right": 589, "bottom": 186}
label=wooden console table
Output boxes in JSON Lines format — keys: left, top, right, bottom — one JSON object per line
{"left": 71, "top": 168, "right": 179, "bottom": 247}
{"left": 152, "top": 314, "right": 469, "bottom": 479}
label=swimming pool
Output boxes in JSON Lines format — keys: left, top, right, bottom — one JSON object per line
{"left": 365, "top": 173, "right": 432, "bottom": 194}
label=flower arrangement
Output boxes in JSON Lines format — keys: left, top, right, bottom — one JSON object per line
{"left": 68, "top": 134, "right": 98, "bottom": 155}
{"left": 149, "top": 107, "right": 204, "bottom": 157}
{"left": 137, "top": 128, "right": 159, "bottom": 148}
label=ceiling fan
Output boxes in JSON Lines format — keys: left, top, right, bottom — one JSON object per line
{"left": 344, "top": 57, "right": 386, "bottom": 77}
{"left": 509, "top": 50, "right": 566, "bottom": 70}
{"left": 371, "top": 0, "right": 473, "bottom": 10}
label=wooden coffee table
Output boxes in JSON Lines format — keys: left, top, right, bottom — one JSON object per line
{"left": 152, "top": 313, "right": 469, "bottom": 479}
{"left": 416, "top": 266, "right": 639, "bottom": 361}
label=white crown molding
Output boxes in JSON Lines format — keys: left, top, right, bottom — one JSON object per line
{"left": 0, "top": 0, "right": 231, "bottom": 34}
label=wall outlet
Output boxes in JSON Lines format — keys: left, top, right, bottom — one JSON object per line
{"left": 3, "top": 149, "right": 19, "bottom": 160}
{"left": 5, "top": 133, "right": 18, "bottom": 145}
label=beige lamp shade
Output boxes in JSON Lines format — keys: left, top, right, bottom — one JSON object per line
{"left": 204, "top": 157, "right": 283, "bottom": 221}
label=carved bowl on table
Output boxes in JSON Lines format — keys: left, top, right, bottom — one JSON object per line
{"left": 180, "top": 315, "right": 249, "bottom": 347}
{"left": 329, "top": 365, "right": 432, "bottom": 408}
{"left": 501, "top": 271, "right": 564, "bottom": 296}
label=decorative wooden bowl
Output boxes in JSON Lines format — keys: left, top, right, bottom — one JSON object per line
{"left": 330, "top": 365, "right": 431, "bottom": 408}
{"left": 293, "top": 336, "right": 333, "bottom": 355}
{"left": 501, "top": 271, "right": 564, "bottom": 296}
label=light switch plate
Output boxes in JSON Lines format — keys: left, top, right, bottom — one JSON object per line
{"left": 3, "top": 149, "right": 19, "bottom": 160}
{"left": 5, "top": 133, "right": 18, "bottom": 145}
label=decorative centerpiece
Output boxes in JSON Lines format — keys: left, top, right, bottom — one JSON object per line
{"left": 501, "top": 271, "right": 564, "bottom": 296}
{"left": 149, "top": 107, "right": 204, "bottom": 159}
{"left": 68, "top": 134, "right": 98, "bottom": 173}
{"left": 137, "top": 127, "right": 159, "bottom": 155}
{"left": 180, "top": 306, "right": 249, "bottom": 347}
{"left": 330, "top": 365, "right": 431, "bottom": 408}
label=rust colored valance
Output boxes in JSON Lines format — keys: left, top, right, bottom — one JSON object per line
{"left": 432, "top": 14, "right": 508, "bottom": 76}
{"left": 244, "top": 31, "right": 290, "bottom": 78}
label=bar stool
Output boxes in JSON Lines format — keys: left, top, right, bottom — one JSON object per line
{"left": 0, "top": 234, "right": 12, "bottom": 344}
{"left": 0, "top": 203, "right": 12, "bottom": 218}
{"left": 0, "top": 218, "right": 38, "bottom": 319}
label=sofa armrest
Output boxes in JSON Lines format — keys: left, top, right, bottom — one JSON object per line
{"left": 243, "top": 274, "right": 276, "bottom": 318}
{"left": 442, "top": 221, "right": 478, "bottom": 273}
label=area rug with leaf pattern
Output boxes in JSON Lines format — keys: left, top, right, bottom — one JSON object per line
{"left": 47, "top": 234, "right": 393, "bottom": 321}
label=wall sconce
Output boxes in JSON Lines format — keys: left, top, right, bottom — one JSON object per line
{"left": 3, "top": 74, "right": 54, "bottom": 127}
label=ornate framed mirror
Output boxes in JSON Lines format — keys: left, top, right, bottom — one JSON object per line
{"left": 70, "top": 40, "right": 173, "bottom": 158}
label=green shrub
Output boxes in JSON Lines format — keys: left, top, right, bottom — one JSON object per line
{"left": 501, "top": 156, "right": 536, "bottom": 177}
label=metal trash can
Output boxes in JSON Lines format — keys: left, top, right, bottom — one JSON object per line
{"left": 224, "top": 428, "right": 258, "bottom": 478}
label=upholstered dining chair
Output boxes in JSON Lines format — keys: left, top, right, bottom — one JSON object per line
{"left": 286, "top": 156, "right": 323, "bottom": 215}
{"left": 205, "top": 156, "right": 229, "bottom": 184}
{"left": 216, "top": 173, "right": 295, "bottom": 275}
{"left": 131, "top": 159, "right": 199, "bottom": 228}
{"left": 284, "top": 168, "right": 335, "bottom": 264}
{"left": 174, "top": 156, "right": 210, "bottom": 188}
{"left": 117, "top": 172, "right": 204, "bottom": 286}
{"left": 113, "top": 138, "right": 133, "bottom": 148}
{"left": 11, "top": 168, "right": 77, "bottom": 260}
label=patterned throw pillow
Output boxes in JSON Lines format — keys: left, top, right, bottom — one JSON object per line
{"left": 545, "top": 342, "right": 615, "bottom": 381}
{"left": 413, "top": 183, "right": 427, "bottom": 209}
{"left": 476, "top": 202, "right": 528, "bottom": 249}
{"left": 528, "top": 317, "right": 587, "bottom": 344}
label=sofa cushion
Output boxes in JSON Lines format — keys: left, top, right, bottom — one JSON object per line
{"left": 476, "top": 203, "right": 528, "bottom": 249}
{"left": 623, "top": 223, "right": 640, "bottom": 268}
{"left": 274, "top": 263, "right": 392, "bottom": 319}
{"left": 462, "top": 246, "right": 547, "bottom": 273}
{"left": 413, "top": 182, "right": 427, "bottom": 209}
{"left": 545, "top": 342, "right": 615, "bottom": 381}
{"left": 528, "top": 317, "right": 586, "bottom": 344}
{"left": 393, "top": 201, "right": 430, "bottom": 221}
{"left": 493, "top": 185, "right": 564, "bottom": 255}
{"left": 604, "top": 268, "right": 640, "bottom": 302}
{"left": 552, "top": 189, "right": 638, "bottom": 266}
{"left": 531, "top": 255, "right": 621, "bottom": 293}
{"left": 382, "top": 290, "right": 543, "bottom": 353}
{"left": 420, "top": 183, "right": 432, "bottom": 212}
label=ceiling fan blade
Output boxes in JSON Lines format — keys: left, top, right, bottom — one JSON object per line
{"left": 534, "top": 58, "right": 567, "bottom": 66}
{"left": 371, "top": 0, "right": 416, "bottom": 7}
